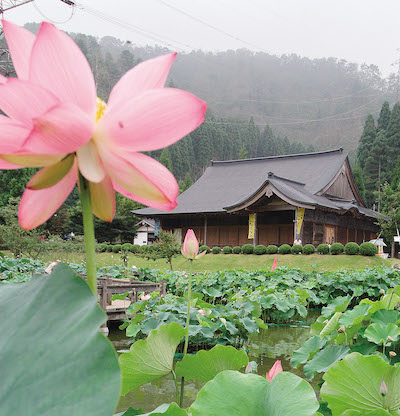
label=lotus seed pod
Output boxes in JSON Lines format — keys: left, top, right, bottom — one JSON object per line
{"left": 390, "top": 351, "right": 397, "bottom": 358}
{"left": 338, "top": 326, "right": 346, "bottom": 333}
{"left": 387, "top": 336, "right": 395, "bottom": 342}
{"left": 379, "top": 289, "right": 386, "bottom": 295}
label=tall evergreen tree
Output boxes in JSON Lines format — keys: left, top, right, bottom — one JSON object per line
{"left": 160, "top": 148, "right": 172, "bottom": 171}
{"left": 377, "top": 101, "right": 391, "bottom": 132}
{"left": 357, "top": 114, "right": 376, "bottom": 169}
{"left": 386, "top": 102, "right": 400, "bottom": 170}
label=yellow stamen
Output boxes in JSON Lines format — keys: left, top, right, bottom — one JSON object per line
{"left": 96, "top": 97, "right": 107, "bottom": 121}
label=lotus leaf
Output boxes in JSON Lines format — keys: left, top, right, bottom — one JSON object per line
{"left": 363, "top": 323, "right": 400, "bottom": 345}
{"left": 291, "top": 335, "right": 327, "bottom": 368}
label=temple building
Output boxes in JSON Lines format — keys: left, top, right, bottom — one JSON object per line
{"left": 135, "top": 148, "right": 379, "bottom": 247}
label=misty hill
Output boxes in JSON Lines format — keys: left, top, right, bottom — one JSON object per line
{"left": 22, "top": 24, "right": 397, "bottom": 156}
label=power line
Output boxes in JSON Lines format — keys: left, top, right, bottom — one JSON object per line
{"left": 32, "top": 0, "right": 75, "bottom": 25}
{"left": 153, "top": 0, "right": 271, "bottom": 54}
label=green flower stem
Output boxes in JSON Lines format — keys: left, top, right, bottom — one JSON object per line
{"left": 180, "top": 259, "right": 194, "bottom": 407}
{"left": 79, "top": 173, "right": 97, "bottom": 295}
{"left": 171, "top": 370, "right": 179, "bottom": 404}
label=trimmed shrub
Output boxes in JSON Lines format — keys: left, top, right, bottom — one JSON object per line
{"left": 241, "top": 244, "right": 254, "bottom": 254}
{"left": 223, "top": 246, "right": 233, "bottom": 254}
{"left": 317, "top": 244, "right": 329, "bottom": 254}
{"left": 278, "top": 244, "right": 291, "bottom": 254}
{"left": 359, "top": 242, "right": 378, "bottom": 256}
{"left": 106, "top": 245, "right": 113, "bottom": 252}
{"left": 212, "top": 246, "right": 221, "bottom": 254}
{"left": 97, "top": 244, "right": 108, "bottom": 252}
{"left": 330, "top": 243, "right": 344, "bottom": 255}
{"left": 266, "top": 245, "right": 279, "bottom": 254}
{"left": 302, "top": 244, "right": 315, "bottom": 255}
{"left": 112, "top": 244, "right": 122, "bottom": 253}
{"left": 254, "top": 245, "right": 267, "bottom": 255}
{"left": 129, "top": 244, "right": 141, "bottom": 253}
{"left": 122, "top": 243, "right": 132, "bottom": 252}
{"left": 290, "top": 244, "right": 303, "bottom": 254}
{"left": 199, "top": 245, "right": 211, "bottom": 253}
{"left": 232, "top": 246, "right": 241, "bottom": 254}
{"left": 344, "top": 242, "right": 359, "bottom": 255}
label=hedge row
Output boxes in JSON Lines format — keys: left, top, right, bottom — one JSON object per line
{"left": 202, "top": 242, "right": 378, "bottom": 256}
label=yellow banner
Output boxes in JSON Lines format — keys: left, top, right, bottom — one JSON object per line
{"left": 296, "top": 208, "right": 305, "bottom": 236}
{"left": 248, "top": 213, "right": 256, "bottom": 239}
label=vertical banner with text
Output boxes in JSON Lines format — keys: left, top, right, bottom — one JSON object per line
{"left": 296, "top": 208, "right": 305, "bottom": 238}
{"left": 248, "top": 213, "right": 256, "bottom": 239}
{"left": 154, "top": 218, "right": 160, "bottom": 237}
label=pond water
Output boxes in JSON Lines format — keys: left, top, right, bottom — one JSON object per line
{"left": 110, "top": 313, "right": 318, "bottom": 413}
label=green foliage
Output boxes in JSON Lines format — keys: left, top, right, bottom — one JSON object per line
{"left": 363, "top": 322, "right": 400, "bottom": 345}
{"left": 266, "top": 244, "right": 279, "bottom": 254}
{"left": 222, "top": 246, "right": 233, "bottom": 254}
{"left": 359, "top": 242, "right": 378, "bottom": 256}
{"left": 106, "top": 244, "right": 113, "bottom": 252}
{"left": 278, "top": 244, "right": 291, "bottom": 254}
{"left": 119, "top": 322, "right": 186, "bottom": 394}
{"left": 253, "top": 245, "right": 267, "bottom": 255}
{"left": 189, "top": 371, "right": 319, "bottom": 416}
{"left": 321, "top": 353, "right": 400, "bottom": 416}
{"left": 357, "top": 114, "right": 376, "bottom": 170}
{"left": 232, "top": 246, "right": 241, "bottom": 254}
{"left": 0, "top": 197, "right": 44, "bottom": 258}
{"left": 291, "top": 244, "right": 302, "bottom": 254}
{"left": 139, "top": 231, "right": 181, "bottom": 270}
{"left": 112, "top": 244, "right": 122, "bottom": 253}
{"left": 175, "top": 345, "right": 248, "bottom": 382}
{"left": 98, "top": 243, "right": 108, "bottom": 253}
{"left": 344, "top": 242, "right": 359, "bottom": 255}
{"left": 0, "top": 263, "right": 120, "bottom": 415}
{"left": 212, "top": 246, "right": 221, "bottom": 254}
{"left": 122, "top": 243, "right": 133, "bottom": 252}
{"left": 129, "top": 244, "right": 141, "bottom": 253}
{"left": 330, "top": 243, "right": 344, "bottom": 255}
{"left": 241, "top": 244, "right": 254, "bottom": 254}
{"left": 0, "top": 168, "right": 36, "bottom": 206}
{"left": 317, "top": 244, "right": 330, "bottom": 254}
{"left": 200, "top": 245, "right": 211, "bottom": 253}
{"left": 291, "top": 336, "right": 327, "bottom": 368}
{"left": 302, "top": 244, "right": 315, "bottom": 255}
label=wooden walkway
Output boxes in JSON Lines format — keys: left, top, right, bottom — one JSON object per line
{"left": 97, "top": 276, "right": 166, "bottom": 321}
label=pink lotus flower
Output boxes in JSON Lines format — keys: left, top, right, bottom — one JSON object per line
{"left": 266, "top": 360, "right": 283, "bottom": 382}
{"left": 197, "top": 308, "right": 206, "bottom": 316}
{"left": 140, "top": 293, "right": 151, "bottom": 301}
{"left": 271, "top": 257, "right": 278, "bottom": 271}
{"left": 0, "top": 21, "right": 206, "bottom": 230}
{"left": 181, "top": 229, "right": 206, "bottom": 260}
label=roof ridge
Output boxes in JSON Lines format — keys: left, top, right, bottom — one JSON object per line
{"left": 268, "top": 172, "right": 305, "bottom": 186}
{"left": 211, "top": 148, "right": 343, "bottom": 165}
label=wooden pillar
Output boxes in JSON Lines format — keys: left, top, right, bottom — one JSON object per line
{"left": 204, "top": 216, "right": 208, "bottom": 246}
{"left": 294, "top": 208, "right": 298, "bottom": 242}
{"left": 253, "top": 213, "right": 257, "bottom": 246}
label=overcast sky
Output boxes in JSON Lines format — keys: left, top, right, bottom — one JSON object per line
{"left": 5, "top": 0, "right": 400, "bottom": 76}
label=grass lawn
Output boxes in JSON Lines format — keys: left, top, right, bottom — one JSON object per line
{"left": 34, "top": 251, "right": 400, "bottom": 273}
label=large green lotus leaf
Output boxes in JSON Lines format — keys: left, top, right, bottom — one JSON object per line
{"left": 311, "top": 315, "right": 327, "bottom": 335}
{"left": 189, "top": 370, "right": 318, "bottom": 416}
{"left": 0, "top": 263, "right": 120, "bottom": 416}
{"left": 371, "top": 310, "right": 400, "bottom": 326}
{"left": 339, "top": 304, "right": 371, "bottom": 327}
{"left": 321, "top": 296, "right": 351, "bottom": 318}
{"left": 380, "top": 293, "right": 400, "bottom": 310}
{"left": 303, "top": 345, "right": 350, "bottom": 379}
{"left": 175, "top": 345, "right": 248, "bottom": 382}
{"left": 321, "top": 353, "right": 400, "bottom": 416}
{"left": 363, "top": 323, "right": 400, "bottom": 345}
{"left": 341, "top": 410, "right": 391, "bottom": 416}
{"left": 119, "top": 322, "right": 185, "bottom": 394}
{"left": 291, "top": 335, "right": 327, "bottom": 368}
{"left": 320, "top": 312, "right": 342, "bottom": 337}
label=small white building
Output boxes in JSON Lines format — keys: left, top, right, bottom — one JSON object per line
{"left": 134, "top": 219, "right": 156, "bottom": 246}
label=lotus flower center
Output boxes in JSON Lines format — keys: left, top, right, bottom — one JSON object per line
{"left": 96, "top": 97, "right": 107, "bottom": 121}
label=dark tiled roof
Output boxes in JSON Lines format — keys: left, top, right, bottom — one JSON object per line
{"left": 135, "top": 148, "right": 378, "bottom": 219}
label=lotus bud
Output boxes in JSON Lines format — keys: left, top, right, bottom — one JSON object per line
{"left": 245, "top": 362, "right": 252, "bottom": 373}
{"left": 389, "top": 351, "right": 397, "bottom": 358}
{"left": 181, "top": 229, "right": 207, "bottom": 260}
{"left": 266, "top": 360, "right": 283, "bottom": 382}
{"left": 198, "top": 308, "right": 206, "bottom": 316}
{"left": 271, "top": 257, "right": 278, "bottom": 271}
{"left": 379, "top": 289, "right": 386, "bottom": 295}
{"left": 387, "top": 336, "right": 395, "bottom": 343}
{"left": 380, "top": 380, "right": 388, "bottom": 396}
{"left": 140, "top": 293, "right": 151, "bottom": 301}
{"left": 338, "top": 326, "right": 346, "bottom": 333}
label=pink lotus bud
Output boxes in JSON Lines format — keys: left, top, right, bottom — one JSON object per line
{"left": 198, "top": 308, "right": 206, "bottom": 316}
{"left": 140, "top": 294, "right": 151, "bottom": 301}
{"left": 380, "top": 380, "right": 388, "bottom": 396}
{"left": 271, "top": 257, "right": 278, "bottom": 271}
{"left": 245, "top": 362, "right": 252, "bottom": 373}
{"left": 266, "top": 360, "right": 283, "bottom": 382}
{"left": 181, "top": 229, "right": 206, "bottom": 260}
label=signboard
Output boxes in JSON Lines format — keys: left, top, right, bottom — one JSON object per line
{"left": 248, "top": 213, "right": 256, "bottom": 239}
{"left": 296, "top": 208, "right": 305, "bottom": 237}
{"left": 154, "top": 218, "right": 160, "bottom": 237}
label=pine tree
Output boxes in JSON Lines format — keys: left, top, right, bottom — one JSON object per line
{"left": 377, "top": 101, "right": 391, "bottom": 131}
{"left": 386, "top": 102, "right": 400, "bottom": 169}
{"left": 357, "top": 114, "right": 376, "bottom": 169}
{"left": 238, "top": 146, "right": 248, "bottom": 159}
{"left": 179, "top": 172, "right": 193, "bottom": 193}
{"left": 160, "top": 148, "right": 172, "bottom": 171}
